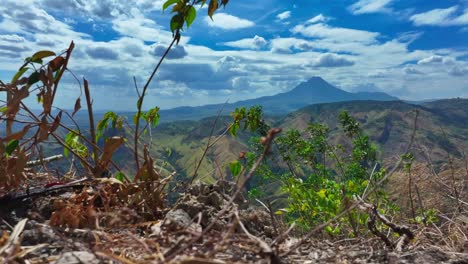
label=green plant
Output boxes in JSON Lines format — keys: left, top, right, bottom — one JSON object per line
{"left": 230, "top": 108, "right": 394, "bottom": 235}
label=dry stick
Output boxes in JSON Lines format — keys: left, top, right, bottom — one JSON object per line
{"left": 256, "top": 198, "right": 279, "bottom": 237}
{"left": 6, "top": 83, "right": 12, "bottom": 137}
{"left": 358, "top": 199, "right": 414, "bottom": 252}
{"left": 164, "top": 128, "right": 282, "bottom": 261}
{"left": 439, "top": 126, "right": 462, "bottom": 212}
{"left": 234, "top": 210, "right": 278, "bottom": 261}
{"left": 281, "top": 109, "right": 419, "bottom": 257}
{"left": 190, "top": 101, "right": 228, "bottom": 184}
{"left": 270, "top": 222, "right": 296, "bottom": 247}
{"left": 83, "top": 79, "right": 98, "bottom": 167}
{"left": 50, "top": 41, "right": 74, "bottom": 105}
{"left": 408, "top": 162, "right": 416, "bottom": 220}
{"left": 19, "top": 102, "right": 94, "bottom": 173}
{"left": 26, "top": 154, "right": 63, "bottom": 167}
{"left": 134, "top": 37, "right": 177, "bottom": 174}
{"left": 414, "top": 184, "right": 427, "bottom": 224}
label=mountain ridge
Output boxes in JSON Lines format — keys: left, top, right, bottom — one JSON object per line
{"left": 158, "top": 77, "right": 398, "bottom": 122}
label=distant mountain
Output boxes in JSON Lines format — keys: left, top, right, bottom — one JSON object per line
{"left": 158, "top": 77, "right": 398, "bottom": 122}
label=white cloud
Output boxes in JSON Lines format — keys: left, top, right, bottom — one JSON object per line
{"left": 349, "top": 0, "right": 394, "bottom": 15}
{"left": 0, "top": 34, "right": 25, "bottom": 42}
{"left": 306, "top": 14, "right": 330, "bottom": 24}
{"left": 311, "top": 53, "right": 355, "bottom": 67}
{"left": 417, "top": 55, "right": 454, "bottom": 65}
{"left": 223, "top": 35, "right": 267, "bottom": 50}
{"left": 40, "top": 0, "right": 166, "bottom": 18}
{"left": 410, "top": 6, "right": 468, "bottom": 26}
{"left": 150, "top": 44, "right": 188, "bottom": 59}
{"left": 449, "top": 66, "right": 468, "bottom": 76}
{"left": 270, "top": 37, "right": 314, "bottom": 54}
{"left": 204, "top": 13, "right": 255, "bottom": 30}
{"left": 403, "top": 65, "right": 424, "bottom": 75}
{"left": 112, "top": 9, "right": 173, "bottom": 43}
{"left": 292, "top": 23, "right": 379, "bottom": 44}
{"left": 276, "top": 11, "right": 291, "bottom": 21}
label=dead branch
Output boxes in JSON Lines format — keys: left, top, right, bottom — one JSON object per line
{"left": 26, "top": 154, "right": 63, "bottom": 167}
{"left": 358, "top": 196, "right": 414, "bottom": 252}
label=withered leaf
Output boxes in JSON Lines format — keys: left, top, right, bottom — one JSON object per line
{"left": 37, "top": 116, "right": 49, "bottom": 142}
{"left": 208, "top": 0, "right": 218, "bottom": 19}
{"left": 72, "top": 97, "right": 81, "bottom": 117}
{"left": 48, "top": 56, "right": 65, "bottom": 72}
{"left": 50, "top": 111, "right": 62, "bottom": 133}
{"left": 1, "top": 125, "right": 32, "bottom": 142}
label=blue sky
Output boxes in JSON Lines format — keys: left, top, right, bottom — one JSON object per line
{"left": 0, "top": 0, "right": 467, "bottom": 110}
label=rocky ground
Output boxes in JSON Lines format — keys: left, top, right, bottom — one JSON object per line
{"left": 0, "top": 180, "right": 467, "bottom": 263}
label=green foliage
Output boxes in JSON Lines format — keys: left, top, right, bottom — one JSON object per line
{"left": 5, "top": 140, "right": 19, "bottom": 156}
{"left": 228, "top": 160, "right": 242, "bottom": 177}
{"left": 233, "top": 108, "right": 393, "bottom": 233}
{"left": 115, "top": 172, "right": 126, "bottom": 182}
{"left": 163, "top": 0, "right": 229, "bottom": 40}
{"left": 229, "top": 106, "right": 264, "bottom": 136}
{"left": 414, "top": 208, "right": 439, "bottom": 224}
{"left": 64, "top": 130, "right": 88, "bottom": 159}
{"left": 96, "top": 111, "right": 124, "bottom": 142}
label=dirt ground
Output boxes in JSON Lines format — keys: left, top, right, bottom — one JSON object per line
{"left": 0, "top": 180, "right": 467, "bottom": 263}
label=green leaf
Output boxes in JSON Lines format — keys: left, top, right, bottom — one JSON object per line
{"left": 170, "top": 14, "right": 183, "bottom": 33}
{"left": 11, "top": 67, "right": 29, "bottom": 84}
{"left": 229, "top": 122, "right": 240, "bottom": 137}
{"left": 6, "top": 140, "right": 19, "bottom": 156}
{"left": 185, "top": 6, "right": 197, "bottom": 28}
{"left": 163, "top": 0, "right": 179, "bottom": 11}
{"left": 28, "top": 71, "right": 40, "bottom": 86}
{"left": 63, "top": 147, "right": 69, "bottom": 158}
{"left": 229, "top": 160, "right": 242, "bottom": 177}
{"left": 31, "top": 50, "right": 56, "bottom": 61}
{"left": 146, "top": 107, "right": 160, "bottom": 127}
{"left": 133, "top": 112, "right": 141, "bottom": 125}
{"left": 115, "top": 172, "right": 126, "bottom": 182}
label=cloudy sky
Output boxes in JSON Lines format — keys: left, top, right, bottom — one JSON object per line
{"left": 0, "top": 0, "right": 467, "bottom": 110}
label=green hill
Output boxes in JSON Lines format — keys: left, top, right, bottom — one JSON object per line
{"left": 122, "top": 98, "right": 467, "bottom": 180}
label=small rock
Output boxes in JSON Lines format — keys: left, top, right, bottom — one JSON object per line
{"left": 164, "top": 209, "right": 192, "bottom": 228}
{"left": 52, "top": 251, "right": 100, "bottom": 264}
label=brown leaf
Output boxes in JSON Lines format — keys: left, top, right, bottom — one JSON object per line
{"left": 72, "top": 98, "right": 81, "bottom": 117}
{"left": 4, "top": 86, "right": 29, "bottom": 117}
{"left": 208, "top": 0, "right": 218, "bottom": 18}
{"left": 37, "top": 116, "right": 49, "bottom": 143}
{"left": 95, "top": 136, "right": 124, "bottom": 177}
{"left": 100, "top": 137, "right": 124, "bottom": 164}
{"left": 2, "top": 125, "right": 31, "bottom": 142}
{"left": 49, "top": 111, "right": 62, "bottom": 133}
{"left": 48, "top": 56, "right": 65, "bottom": 72}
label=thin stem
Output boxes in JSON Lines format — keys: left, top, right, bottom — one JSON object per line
{"left": 83, "top": 79, "right": 98, "bottom": 166}
{"left": 190, "top": 102, "right": 228, "bottom": 184}
{"left": 134, "top": 37, "right": 177, "bottom": 173}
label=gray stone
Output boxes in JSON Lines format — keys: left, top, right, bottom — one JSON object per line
{"left": 163, "top": 209, "right": 192, "bottom": 228}
{"left": 53, "top": 251, "right": 100, "bottom": 264}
